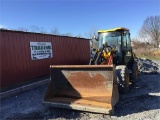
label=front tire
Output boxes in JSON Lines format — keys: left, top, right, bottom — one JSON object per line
{"left": 131, "top": 61, "right": 139, "bottom": 83}
{"left": 116, "top": 65, "right": 130, "bottom": 94}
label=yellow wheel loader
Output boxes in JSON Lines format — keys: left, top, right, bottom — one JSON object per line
{"left": 43, "top": 27, "right": 139, "bottom": 114}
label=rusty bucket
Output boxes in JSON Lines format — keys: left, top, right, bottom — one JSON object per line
{"left": 43, "top": 65, "right": 119, "bottom": 114}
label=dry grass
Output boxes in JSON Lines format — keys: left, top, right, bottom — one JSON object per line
{"left": 151, "top": 49, "right": 160, "bottom": 56}
{"left": 136, "top": 49, "right": 160, "bottom": 60}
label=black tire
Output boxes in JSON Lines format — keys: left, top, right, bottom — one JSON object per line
{"left": 116, "top": 65, "right": 130, "bottom": 94}
{"left": 131, "top": 61, "right": 139, "bottom": 83}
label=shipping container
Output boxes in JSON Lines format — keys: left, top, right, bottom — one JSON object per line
{"left": 0, "top": 29, "right": 90, "bottom": 88}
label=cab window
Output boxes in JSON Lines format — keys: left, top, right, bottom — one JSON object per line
{"left": 123, "top": 31, "right": 131, "bottom": 49}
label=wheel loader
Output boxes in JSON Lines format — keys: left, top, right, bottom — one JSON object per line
{"left": 43, "top": 27, "right": 139, "bottom": 114}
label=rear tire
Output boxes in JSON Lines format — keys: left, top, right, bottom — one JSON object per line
{"left": 116, "top": 65, "right": 130, "bottom": 94}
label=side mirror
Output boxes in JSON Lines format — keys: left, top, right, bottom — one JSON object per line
{"left": 92, "top": 35, "right": 98, "bottom": 41}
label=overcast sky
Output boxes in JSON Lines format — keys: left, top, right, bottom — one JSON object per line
{"left": 0, "top": 0, "right": 159, "bottom": 38}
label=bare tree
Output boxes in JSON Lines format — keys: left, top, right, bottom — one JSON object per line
{"left": 51, "top": 28, "right": 60, "bottom": 35}
{"left": 16, "top": 27, "right": 28, "bottom": 32}
{"left": 139, "top": 15, "right": 160, "bottom": 47}
{"left": 132, "top": 38, "right": 156, "bottom": 56}
{"left": 29, "top": 26, "right": 47, "bottom": 34}
{"left": 61, "top": 32, "right": 73, "bottom": 37}
{"left": 39, "top": 27, "right": 47, "bottom": 34}
{"left": 76, "top": 34, "right": 83, "bottom": 38}
{"left": 84, "top": 27, "right": 98, "bottom": 39}
{"left": 30, "top": 26, "right": 40, "bottom": 32}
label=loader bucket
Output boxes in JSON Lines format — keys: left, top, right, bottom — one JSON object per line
{"left": 43, "top": 65, "right": 119, "bottom": 114}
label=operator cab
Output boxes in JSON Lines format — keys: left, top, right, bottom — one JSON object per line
{"left": 98, "top": 27, "right": 131, "bottom": 49}
{"left": 97, "top": 27, "right": 132, "bottom": 64}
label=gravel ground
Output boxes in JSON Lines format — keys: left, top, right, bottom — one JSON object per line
{"left": 0, "top": 59, "right": 160, "bottom": 120}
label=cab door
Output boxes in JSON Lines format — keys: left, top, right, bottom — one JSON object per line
{"left": 123, "top": 31, "right": 132, "bottom": 64}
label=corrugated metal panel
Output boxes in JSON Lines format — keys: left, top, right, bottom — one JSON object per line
{"left": 0, "top": 29, "right": 90, "bottom": 88}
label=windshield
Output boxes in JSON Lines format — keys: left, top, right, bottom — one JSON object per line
{"left": 98, "top": 31, "right": 121, "bottom": 48}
